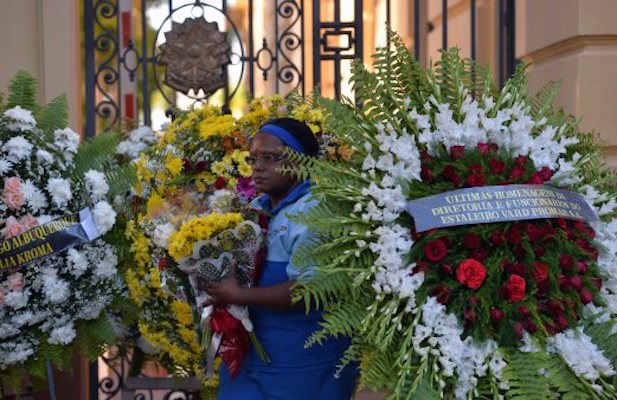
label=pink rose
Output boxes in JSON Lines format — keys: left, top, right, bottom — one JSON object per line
{"left": 4, "top": 177, "right": 23, "bottom": 192}
{"left": 2, "top": 191, "right": 25, "bottom": 210}
{"left": 20, "top": 214, "right": 38, "bottom": 230}
{"left": 8, "top": 272, "right": 24, "bottom": 292}
{"left": 1, "top": 216, "right": 25, "bottom": 238}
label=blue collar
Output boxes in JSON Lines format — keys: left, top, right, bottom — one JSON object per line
{"left": 255, "top": 180, "right": 311, "bottom": 216}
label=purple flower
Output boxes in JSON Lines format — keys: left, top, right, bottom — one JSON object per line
{"left": 236, "top": 177, "right": 256, "bottom": 200}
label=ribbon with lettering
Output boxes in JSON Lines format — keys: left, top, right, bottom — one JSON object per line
{"left": 0, "top": 208, "right": 101, "bottom": 270}
{"left": 406, "top": 184, "right": 598, "bottom": 232}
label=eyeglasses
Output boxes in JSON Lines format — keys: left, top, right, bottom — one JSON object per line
{"left": 245, "top": 153, "right": 287, "bottom": 165}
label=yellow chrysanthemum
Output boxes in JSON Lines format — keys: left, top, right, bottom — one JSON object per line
{"left": 166, "top": 157, "right": 184, "bottom": 176}
{"left": 168, "top": 213, "right": 244, "bottom": 261}
{"left": 238, "top": 162, "right": 253, "bottom": 178}
{"left": 171, "top": 300, "right": 194, "bottom": 326}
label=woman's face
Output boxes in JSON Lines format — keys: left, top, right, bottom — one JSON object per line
{"left": 249, "top": 133, "right": 297, "bottom": 197}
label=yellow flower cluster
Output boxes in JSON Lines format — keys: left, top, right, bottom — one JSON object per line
{"left": 211, "top": 150, "right": 252, "bottom": 181}
{"left": 199, "top": 114, "right": 236, "bottom": 139}
{"left": 290, "top": 103, "right": 325, "bottom": 133}
{"left": 168, "top": 212, "right": 244, "bottom": 261}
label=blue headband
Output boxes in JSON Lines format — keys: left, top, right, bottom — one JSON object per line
{"left": 258, "top": 124, "right": 306, "bottom": 154}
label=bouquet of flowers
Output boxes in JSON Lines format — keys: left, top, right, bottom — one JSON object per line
{"left": 0, "top": 72, "right": 119, "bottom": 384}
{"left": 292, "top": 33, "right": 617, "bottom": 399}
{"left": 170, "top": 213, "right": 268, "bottom": 377}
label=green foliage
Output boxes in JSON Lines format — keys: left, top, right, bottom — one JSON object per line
{"left": 7, "top": 70, "right": 37, "bottom": 112}
{"left": 37, "top": 94, "right": 68, "bottom": 133}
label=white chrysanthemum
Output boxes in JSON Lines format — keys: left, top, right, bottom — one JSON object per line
{"left": 152, "top": 222, "right": 175, "bottom": 249}
{"left": 48, "top": 323, "right": 76, "bottom": 345}
{"left": 53, "top": 128, "right": 80, "bottom": 154}
{"left": 0, "top": 159, "right": 12, "bottom": 175}
{"left": 92, "top": 244, "right": 117, "bottom": 278}
{"left": 46, "top": 177, "right": 72, "bottom": 208}
{"left": 92, "top": 201, "right": 116, "bottom": 234}
{"left": 208, "top": 189, "right": 236, "bottom": 213}
{"left": 84, "top": 169, "right": 109, "bottom": 202}
{"left": 42, "top": 269, "right": 70, "bottom": 304}
{"left": 22, "top": 179, "right": 48, "bottom": 212}
{"left": 3, "top": 106, "right": 36, "bottom": 131}
{"left": 67, "top": 248, "right": 89, "bottom": 277}
{"left": 4, "top": 136, "right": 33, "bottom": 160}
{"left": 0, "top": 340, "right": 35, "bottom": 368}
{"left": 36, "top": 149, "right": 55, "bottom": 165}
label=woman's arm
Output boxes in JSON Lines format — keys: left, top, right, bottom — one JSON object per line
{"left": 205, "top": 262, "right": 294, "bottom": 309}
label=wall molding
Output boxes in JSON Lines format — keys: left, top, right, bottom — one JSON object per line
{"left": 522, "top": 34, "right": 617, "bottom": 65}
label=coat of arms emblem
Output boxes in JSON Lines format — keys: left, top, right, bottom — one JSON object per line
{"left": 159, "top": 18, "right": 231, "bottom": 96}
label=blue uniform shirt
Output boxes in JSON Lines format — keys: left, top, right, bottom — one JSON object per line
{"left": 243, "top": 180, "right": 351, "bottom": 372}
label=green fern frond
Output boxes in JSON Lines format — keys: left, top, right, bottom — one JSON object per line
{"left": 7, "top": 70, "right": 37, "bottom": 111}
{"left": 37, "top": 94, "right": 69, "bottom": 133}
{"left": 71, "top": 130, "right": 123, "bottom": 180}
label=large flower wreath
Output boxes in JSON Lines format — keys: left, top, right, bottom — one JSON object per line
{"left": 124, "top": 94, "right": 330, "bottom": 382}
{"left": 292, "top": 33, "right": 617, "bottom": 399}
{"left": 0, "top": 72, "right": 119, "bottom": 385}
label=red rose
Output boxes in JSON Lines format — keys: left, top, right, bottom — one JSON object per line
{"left": 532, "top": 261, "right": 548, "bottom": 282}
{"left": 488, "top": 159, "right": 506, "bottom": 175}
{"left": 490, "top": 231, "right": 505, "bottom": 246}
{"left": 470, "top": 163, "right": 483, "bottom": 173}
{"left": 525, "top": 224, "right": 543, "bottom": 243}
{"left": 214, "top": 176, "right": 228, "bottom": 189}
{"left": 575, "top": 260, "right": 589, "bottom": 274}
{"left": 420, "top": 166, "right": 434, "bottom": 182}
{"left": 558, "top": 255, "right": 573, "bottom": 271}
{"left": 477, "top": 143, "right": 490, "bottom": 155}
{"left": 441, "top": 263, "right": 453, "bottom": 275}
{"left": 518, "top": 305, "right": 530, "bottom": 317}
{"left": 450, "top": 145, "right": 466, "bottom": 160}
{"left": 509, "top": 164, "right": 525, "bottom": 181}
{"left": 502, "top": 274, "right": 526, "bottom": 302}
{"left": 525, "top": 320, "right": 538, "bottom": 334}
{"left": 556, "top": 315, "right": 569, "bottom": 330}
{"left": 423, "top": 239, "right": 447, "bottom": 262}
{"left": 443, "top": 165, "right": 461, "bottom": 186}
{"left": 412, "top": 260, "right": 430, "bottom": 275}
{"left": 538, "top": 166, "right": 554, "bottom": 181}
{"left": 580, "top": 289, "right": 593, "bottom": 304}
{"left": 466, "top": 173, "right": 486, "bottom": 187}
{"left": 470, "top": 249, "right": 489, "bottom": 261}
{"left": 528, "top": 173, "right": 544, "bottom": 184}
{"left": 463, "top": 233, "right": 481, "bottom": 250}
{"left": 558, "top": 275, "right": 570, "bottom": 290}
{"left": 507, "top": 227, "right": 523, "bottom": 246}
{"left": 592, "top": 278, "right": 602, "bottom": 290}
{"left": 490, "top": 308, "right": 505, "bottom": 323}
{"left": 569, "top": 275, "right": 583, "bottom": 292}
{"left": 456, "top": 259, "right": 487, "bottom": 289}
{"left": 431, "top": 285, "right": 452, "bottom": 304}
{"left": 534, "top": 247, "right": 546, "bottom": 258}
{"left": 513, "top": 321, "right": 524, "bottom": 339}
{"left": 420, "top": 150, "right": 433, "bottom": 162}
{"left": 515, "top": 155, "right": 528, "bottom": 166}
{"left": 464, "top": 308, "right": 476, "bottom": 325}
{"left": 512, "top": 246, "right": 525, "bottom": 260}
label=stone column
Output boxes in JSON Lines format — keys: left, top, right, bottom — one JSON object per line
{"left": 517, "top": 0, "right": 617, "bottom": 167}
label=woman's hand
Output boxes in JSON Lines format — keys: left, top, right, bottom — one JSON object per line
{"left": 205, "top": 260, "right": 245, "bottom": 305}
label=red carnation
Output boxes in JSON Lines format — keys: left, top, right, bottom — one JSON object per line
{"left": 423, "top": 239, "right": 447, "bottom": 262}
{"left": 214, "top": 176, "right": 228, "bottom": 189}
{"left": 502, "top": 274, "right": 526, "bottom": 302}
{"left": 463, "top": 233, "right": 481, "bottom": 250}
{"left": 488, "top": 159, "right": 506, "bottom": 175}
{"left": 450, "top": 145, "right": 466, "bottom": 160}
{"left": 466, "top": 173, "right": 487, "bottom": 187}
{"left": 456, "top": 259, "right": 487, "bottom": 289}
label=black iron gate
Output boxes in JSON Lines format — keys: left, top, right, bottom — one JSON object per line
{"left": 83, "top": 1, "right": 516, "bottom": 398}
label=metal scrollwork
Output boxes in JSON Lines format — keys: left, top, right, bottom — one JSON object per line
{"left": 276, "top": 0, "right": 303, "bottom": 93}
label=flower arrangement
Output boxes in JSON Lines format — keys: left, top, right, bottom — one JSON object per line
{"left": 0, "top": 72, "right": 119, "bottom": 385}
{"left": 291, "top": 33, "right": 617, "bottom": 399}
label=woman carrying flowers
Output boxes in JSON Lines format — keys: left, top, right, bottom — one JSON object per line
{"left": 206, "top": 117, "right": 358, "bottom": 400}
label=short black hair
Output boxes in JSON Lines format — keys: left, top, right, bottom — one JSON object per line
{"left": 260, "top": 117, "right": 320, "bottom": 157}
